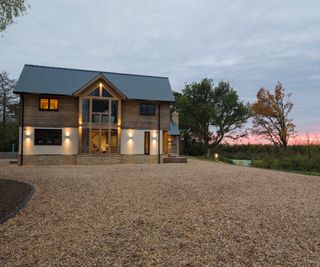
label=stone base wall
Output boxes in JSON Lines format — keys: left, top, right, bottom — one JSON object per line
{"left": 18, "top": 154, "right": 162, "bottom": 165}
{"left": 77, "top": 155, "right": 122, "bottom": 165}
{"left": 121, "top": 154, "right": 161, "bottom": 164}
{"left": 19, "top": 155, "right": 77, "bottom": 166}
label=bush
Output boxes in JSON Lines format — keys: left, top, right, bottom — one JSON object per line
{"left": 183, "top": 141, "right": 206, "bottom": 156}
{"left": 252, "top": 154, "right": 320, "bottom": 173}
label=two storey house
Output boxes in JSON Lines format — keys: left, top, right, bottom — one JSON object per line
{"left": 14, "top": 65, "right": 181, "bottom": 165}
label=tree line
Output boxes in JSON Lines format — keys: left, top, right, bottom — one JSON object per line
{"left": 174, "top": 79, "right": 295, "bottom": 157}
{"left": 0, "top": 72, "right": 19, "bottom": 152}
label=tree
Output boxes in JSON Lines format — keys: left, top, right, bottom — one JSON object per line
{"left": 251, "top": 82, "right": 295, "bottom": 150}
{"left": 0, "top": 0, "right": 29, "bottom": 32}
{"left": 210, "top": 81, "right": 251, "bottom": 150}
{"left": 175, "top": 79, "right": 250, "bottom": 157}
{"left": 0, "top": 71, "right": 17, "bottom": 126}
{"left": 0, "top": 71, "right": 18, "bottom": 152}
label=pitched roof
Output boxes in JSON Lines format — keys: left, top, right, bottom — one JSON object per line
{"left": 14, "top": 65, "right": 174, "bottom": 102}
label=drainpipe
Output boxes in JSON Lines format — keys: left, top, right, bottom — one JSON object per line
{"left": 158, "top": 103, "right": 161, "bottom": 164}
{"left": 20, "top": 94, "right": 24, "bottom": 166}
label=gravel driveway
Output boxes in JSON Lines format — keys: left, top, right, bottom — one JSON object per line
{"left": 0, "top": 159, "right": 319, "bottom": 266}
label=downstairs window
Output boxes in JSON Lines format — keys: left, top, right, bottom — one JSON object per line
{"left": 34, "top": 129, "right": 62, "bottom": 145}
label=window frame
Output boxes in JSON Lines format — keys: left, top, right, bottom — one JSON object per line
{"left": 34, "top": 128, "right": 62, "bottom": 146}
{"left": 139, "top": 103, "right": 156, "bottom": 116}
{"left": 39, "top": 97, "right": 59, "bottom": 111}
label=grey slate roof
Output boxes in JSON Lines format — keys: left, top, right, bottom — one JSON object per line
{"left": 169, "top": 120, "right": 180, "bottom": 136}
{"left": 14, "top": 65, "right": 174, "bottom": 102}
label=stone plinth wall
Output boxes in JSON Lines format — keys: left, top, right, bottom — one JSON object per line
{"left": 19, "top": 155, "right": 77, "bottom": 166}
{"left": 18, "top": 154, "right": 162, "bottom": 165}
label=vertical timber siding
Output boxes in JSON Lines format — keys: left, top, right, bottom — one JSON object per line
{"left": 121, "top": 100, "right": 170, "bottom": 130}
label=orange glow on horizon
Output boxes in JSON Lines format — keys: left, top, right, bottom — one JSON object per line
{"left": 222, "top": 133, "right": 320, "bottom": 145}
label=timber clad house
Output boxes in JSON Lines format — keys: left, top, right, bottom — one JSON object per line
{"left": 15, "top": 65, "right": 184, "bottom": 165}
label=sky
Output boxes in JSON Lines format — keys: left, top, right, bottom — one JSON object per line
{"left": 1, "top": 0, "right": 320, "bottom": 140}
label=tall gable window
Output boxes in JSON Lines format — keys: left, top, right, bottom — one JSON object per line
{"left": 80, "top": 81, "right": 121, "bottom": 154}
{"left": 140, "top": 103, "right": 155, "bottom": 116}
{"left": 39, "top": 97, "right": 59, "bottom": 111}
{"left": 35, "top": 129, "right": 62, "bottom": 145}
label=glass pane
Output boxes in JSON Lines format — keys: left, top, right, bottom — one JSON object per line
{"left": 92, "top": 114, "right": 100, "bottom": 123}
{"left": 89, "top": 87, "right": 100, "bottom": 96}
{"left": 40, "top": 98, "right": 49, "bottom": 110}
{"left": 35, "top": 129, "right": 62, "bottom": 145}
{"left": 100, "top": 130, "right": 109, "bottom": 153}
{"left": 148, "top": 104, "right": 155, "bottom": 115}
{"left": 102, "top": 114, "right": 109, "bottom": 123}
{"left": 49, "top": 99, "right": 59, "bottom": 110}
{"left": 91, "top": 129, "right": 100, "bottom": 153}
{"left": 81, "top": 128, "right": 89, "bottom": 153}
{"left": 110, "top": 129, "right": 118, "bottom": 153}
{"left": 102, "top": 88, "right": 112, "bottom": 97}
{"left": 92, "top": 99, "right": 109, "bottom": 113}
{"left": 111, "top": 100, "right": 118, "bottom": 123}
{"left": 82, "top": 99, "right": 90, "bottom": 122}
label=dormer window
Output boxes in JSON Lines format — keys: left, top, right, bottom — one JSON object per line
{"left": 39, "top": 97, "right": 59, "bottom": 111}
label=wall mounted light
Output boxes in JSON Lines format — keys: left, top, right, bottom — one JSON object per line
{"left": 26, "top": 133, "right": 31, "bottom": 139}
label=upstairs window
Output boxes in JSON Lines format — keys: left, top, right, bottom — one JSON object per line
{"left": 139, "top": 103, "right": 155, "bottom": 116}
{"left": 35, "top": 129, "right": 62, "bottom": 145}
{"left": 39, "top": 97, "right": 59, "bottom": 111}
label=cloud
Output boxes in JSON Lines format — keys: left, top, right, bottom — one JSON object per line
{"left": 0, "top": 0, "right": 319, "bottom": 134}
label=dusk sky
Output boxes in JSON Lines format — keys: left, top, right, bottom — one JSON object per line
{"left": 1, "top": 0, "right": 319, "bottom": 138}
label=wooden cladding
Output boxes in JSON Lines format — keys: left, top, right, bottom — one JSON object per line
{"left": 23, "top": 94, "right": 78, "bottom": 127}
{"left": 23, "top": 93, "right": 171, "bottom": 130}
{"left": 121, "top": 100, "right": 170, "bottom": 130}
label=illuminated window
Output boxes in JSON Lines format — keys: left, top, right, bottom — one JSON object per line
{"left": 50, "top": 99, "right": 59, "bottom": 110}
{"left": 39, "top": 98, "right": 49, "bottom": 110}
{"left": 144, "top": 131, "right": 150, "bottom": 155}
{"left": 39, "top": 97, "right": 59, "bottom": 111}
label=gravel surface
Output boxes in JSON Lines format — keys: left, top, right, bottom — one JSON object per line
{"left": 0, "top": 159, "right": 320, "bottom": 266}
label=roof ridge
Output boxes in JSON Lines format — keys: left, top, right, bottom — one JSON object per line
{"left": 24, "top": 64, "right": 169, "bottom": 79}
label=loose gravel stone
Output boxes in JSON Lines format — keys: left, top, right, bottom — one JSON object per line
{"left": 0, "top": 159, "right": 319, "bottom": 266}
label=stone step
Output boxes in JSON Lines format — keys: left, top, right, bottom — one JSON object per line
{"left": 163, "top": 156, "right": 188, "bottom": 164}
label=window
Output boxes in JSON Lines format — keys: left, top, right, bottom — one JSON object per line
{"left": 92, "top": 100, "right": 109, "bottom": 123}
{"left": 39, "top": 97, "right": 59, "bottom": 111}
{"left": 111, "top": 100, "right": 118, "bottom": 123}
{"left": 34, "top": 129, "right": 62, "bottom": 145}
{"left": 89, "top": 87, "right": 113, "bottom": 97}
{"left": 140, "top": 103, "right": 155, "bottom": 116}
{"left": 144, "top": 131, "right": 150, "bottom": 155}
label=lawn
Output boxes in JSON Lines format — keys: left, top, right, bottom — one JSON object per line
{"left": 0, "top": 159, "right": 319, "bottom": 266}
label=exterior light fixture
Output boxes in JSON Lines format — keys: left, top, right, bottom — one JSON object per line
{"left": 214, "top": 153, "right": 219, "bottom": 160}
